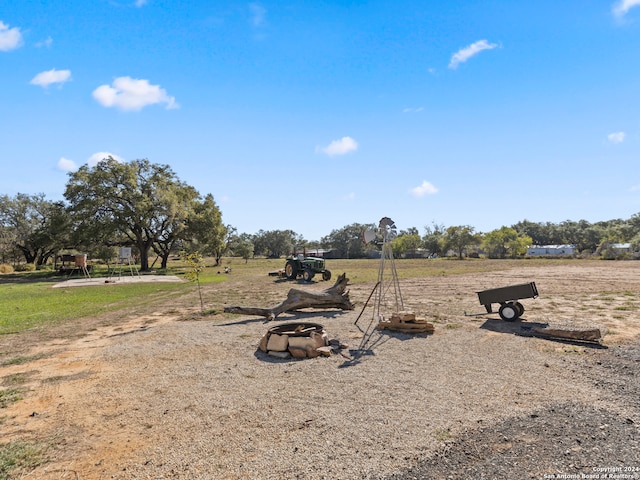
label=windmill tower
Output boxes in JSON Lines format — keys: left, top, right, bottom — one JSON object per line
{"left": 360, "top": 216, "right": 434, "bottom": 334}
{"left": 373, "top": 217, "right": 403, "bottom": 320}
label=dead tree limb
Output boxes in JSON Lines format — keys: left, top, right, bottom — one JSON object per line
{"left": 224, "top": 273, "right": 354, "bottom": 321}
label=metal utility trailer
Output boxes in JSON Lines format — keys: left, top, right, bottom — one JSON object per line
{"left": 476, "top": 282, "right": 538, "bottom": 321}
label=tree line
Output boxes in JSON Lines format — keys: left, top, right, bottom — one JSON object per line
{"left": 229, "top": 218, "right": 640, "bottom": 261}
{"left": 316, "top": 218, "right": 640, "bottom": 260}
{"left": 2, "top": 158, "right": 640, "bottom": 270}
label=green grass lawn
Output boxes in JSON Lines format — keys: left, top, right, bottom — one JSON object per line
{"left": 0, "top": 266, "right": 227, "bottom": 335}
{"left": 0, "top": 281, "right": 179, "bottom": 335}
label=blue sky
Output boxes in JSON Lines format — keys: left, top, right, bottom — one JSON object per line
{"left": 2, "top": 0, "right": 640, "bottom": 241}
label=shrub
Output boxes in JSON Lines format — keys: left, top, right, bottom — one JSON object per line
{"left": 600, "top": 247, "right": 631, "bottom": 260}
{"left": 13, "top": 263, "right": 36, "bottom": 272}
{"left": 0, "top": 264, "right": 13, "bottom": 274}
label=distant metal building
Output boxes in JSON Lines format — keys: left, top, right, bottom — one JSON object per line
{"left": 302, "top": 248, "right": 332, "bottom": 258}
{"left": 403, "top": 248, "right": 430, "bottom": 259}
{"left": 610, "top": 243, "right": 632, "bottom": 253}
{"left": 526, "top": 244, "right": 577, "bottom": 256}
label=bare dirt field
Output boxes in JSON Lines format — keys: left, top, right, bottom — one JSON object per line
{"left": 1, "top": 260, "right": 639, "bottom": 479}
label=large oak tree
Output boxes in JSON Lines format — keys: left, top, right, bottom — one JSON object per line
{"left": 65, "top": 157, "right": 215, "bottom": 271}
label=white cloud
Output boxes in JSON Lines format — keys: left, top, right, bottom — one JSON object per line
{"left": 613, "top": 0, "right": 640, "bottom": 17}
{"left": 410, "top": 180, "right": 438, "bottom": 198}
{"left": 316, "top": 136, "right": 359, "bottom": 156}
{"left": 0, "top": 21, "right": 23, "bottom": 51}
{"left": 630, "top": 184, "right": 640, "bottom": 192}
{"left": 134, "top": 0, "right": 148, "bottom": 6}
{"left": 449, "top": 39, "right": 498, "bottom": 69}
{"left": 58, "top": 152, "right": 123, "bottom": 171}
{"left": 30, "top": 69, "right": 72, "bottom": 88}
{"left": 403, "top": 107, "right": 424, "bottom": 113}
{"left": 249, "top": 3, "right": 266, "bottom": 26}
{"left": 608, "top": 131, "right": 626, "bottom": 144}
{"left": 88, "top": 152, "right": 125, "bottom": 166}
{"left": 343, "top": 192, "right": 356, "bottom": 201}
{"left": 35, "top": 36, "right": 53, "bottom": 48}
{"left": 57, "top": 157, "right": 77, "bottom": 172}
{"left": 92, "top": 76, "right": 178, "bottom": 111}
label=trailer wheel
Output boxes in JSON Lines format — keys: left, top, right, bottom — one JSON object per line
{"left": 514, "top": 302, "right": 525, "bottom": 316}
{"left": 302, "top": 269, "right": 315, "bottom": 282}
{"left": 499, "top": 303, "right": 519, "bottom": 321}
{"left": 285, "top": 260, "right": 298, "bottom": 280}
{"left": 322, "top": 270, "right": 332, "bottom": 281}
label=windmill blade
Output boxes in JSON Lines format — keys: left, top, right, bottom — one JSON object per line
{"left": 379, "top": 217, "right": 397, "bottom": 241}
{"left": 363, "top": 228, "right": 377, "bottom": 244}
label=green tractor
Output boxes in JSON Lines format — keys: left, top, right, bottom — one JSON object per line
{"left": 284, "top": 254, "right": 331, "bottom": 282}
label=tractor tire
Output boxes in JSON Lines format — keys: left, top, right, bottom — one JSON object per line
{"left": 302, "top": 269, "right": 315, "bottom": 282}
{"left": 285, "top": 260, "right": 298, "bottom": 280}
{"left": 322, "top": 270, "right": 332, "bottom": 281}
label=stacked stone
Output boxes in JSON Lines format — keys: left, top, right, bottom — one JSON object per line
{"left": 258, "top": 325, "right": 332, "bottom": 359}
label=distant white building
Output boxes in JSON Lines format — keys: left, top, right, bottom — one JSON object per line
{"left": 610, "top": 243, "right": 632, "bottom": 253}
{"left": 527, "top": 244, "right": 577, "bottom": 256}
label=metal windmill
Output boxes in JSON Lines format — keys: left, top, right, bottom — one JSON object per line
{"left": 374, "top": 216, "right": 404, "bottom": 319}
{"left": 357, "top": 217, "right": 404, "bottom": 326}
{"left": 351, "top": 216, "right": 432, "bottom": 360}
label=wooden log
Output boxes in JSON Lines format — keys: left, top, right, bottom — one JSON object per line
{"left": 377, "top": 312, "right": 435, "bottom": 334}
{"left": 531, "top": 321, "right": 607, "bottom": 343}
{"left": 224, "top": 273, "right": 354, "bottom": 321}
{"left": 377, "top": 320, "right": 435, "bottom": 334}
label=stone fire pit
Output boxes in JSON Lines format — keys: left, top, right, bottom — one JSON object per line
{"left": 258, "top": 322, "right": 332, "bottom": 359}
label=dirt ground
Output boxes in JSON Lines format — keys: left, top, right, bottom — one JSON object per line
{"left": 1, "top": 261, "right": 639, "bottom": 479}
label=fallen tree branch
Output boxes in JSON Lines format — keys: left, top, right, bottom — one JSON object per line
{"left": 531, "top": 321, "right": 607, "bottom": 343}
{"left": 224, "top": 273, "right": 354, "bottom": 321}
